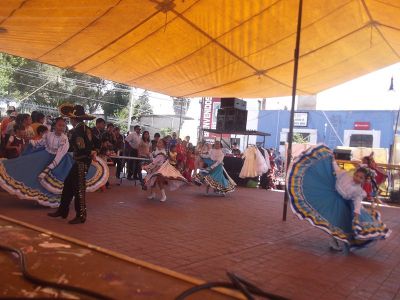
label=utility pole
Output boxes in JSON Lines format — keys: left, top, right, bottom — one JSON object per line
{"left": 128, "top": 87, "right": 135, "bottom": 132}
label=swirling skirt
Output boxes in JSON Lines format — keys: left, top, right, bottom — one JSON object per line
{"left": 144, "top": 160, "right": 187, "bottom": 191}
{"left": 193, "top": 158, "right": 236, "bottom": 193}
{"left": 0, "top": 148, "right": 109, "bottom": 207}
{"left": 287, "top": 145, "right": 391, "bottom": 249}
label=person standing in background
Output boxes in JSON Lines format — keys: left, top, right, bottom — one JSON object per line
{"left": 91, "top": 118, "right": 106, "bottom": 153}
{"left": 31, "top": 112, "right": 45, "bottom": 139}
{"left": 114, "top": 126, "right": 124, "bottom": 179}
{"left": 1, "top": 108, "right": 17, "bottom": 150}
{"left": 151, "top": 132, "right": 161, "bottom": 152}
{"left": 125, "top": 125, "right": 141, "bottom": 180}
{"left": 5, "top": 124, "right": 26, "bottom": 159}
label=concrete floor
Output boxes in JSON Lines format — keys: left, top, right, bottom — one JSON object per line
{"left": 0, "top": 178, "right": 399, "bottom": 300}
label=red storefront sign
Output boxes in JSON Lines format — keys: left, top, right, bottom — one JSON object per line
{"left": 354, "top": 122, "right": 370, "bottom": 130}
{"left": 200, "top": 97, "right": 230, "bottom": 141}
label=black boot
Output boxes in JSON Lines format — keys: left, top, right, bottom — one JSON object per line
{"left": 68, "top": 216, "right": 86, "bottom": 224}
{"left": 48, "top": 210, "right": 68, "bottom": 219}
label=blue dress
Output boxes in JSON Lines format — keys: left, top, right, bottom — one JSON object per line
{"left": 287, "top": 145, "right": 390, "bottom": 249}
{"left": 194, "top": 157, "right": 236, "bottom": 193}
{"left": 0, "top": 133, "right": 109, "bottom": 207}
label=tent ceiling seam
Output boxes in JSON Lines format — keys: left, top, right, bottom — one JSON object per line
{"left": 239, "top": 0, "right": 354, "bottom": 61}
{"left": 37, "top": 0, "right": 123, "bottom": 60}
{"left": 83, "top": 0, "right": 203, "bottom": 73}
{"left": 164, "top": 1, "right": 263, "bottom": 74}
{"left": 174, "top": 73, "right": 311, "bottom": 98}
{"left": 0, "top": 0, "right": 28, "bottom": 26}
{"left": 147, "top": 0, "right": 303, "bottom": 95}
{"left": 154, "top": 24, "right": 370, "bottom": 95}
{"left": 265, "top": 23, "right": 372, "bottom": 74}
{"left": 136, "top": 0, "right": 357, "bottom": 91}
{"left": 378, "top": 23, "right": 400, "bottom": 32}
{"left": 372, "top": 0, "right": 400, "bottom": 10}
{"left": 361, "top": 0, "right": 400, "bottom": 59}
{"left": 298, "top": 41, "right": 384, "bottom": 85}
{"left": 70, "top": 10, "right": 161, "bottom": 69}
{"left": 127, "top": 0, "right": 283, "bottom": 83}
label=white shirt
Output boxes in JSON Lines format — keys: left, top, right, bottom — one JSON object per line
{"left": 209, "top": 148, "right": 225, "bottom": 169}
{"left": 31, "top": 132, "right": 69, "bottom": 169}
{"left": 125, "top": 132, "right": 141, "bottom": 150}
{"left": 333, "top": 161, "right": 366, "bottom": 214}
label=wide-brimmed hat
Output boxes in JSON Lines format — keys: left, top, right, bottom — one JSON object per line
{"left": 59, "top": 103, "right": 95, "bottom": 120}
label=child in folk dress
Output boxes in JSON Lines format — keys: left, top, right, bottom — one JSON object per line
{"left": 5, "top": 124, "right": 26, "bottom": 159}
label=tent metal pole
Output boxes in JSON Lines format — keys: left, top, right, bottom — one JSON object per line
{"left": 283, "top": 0, "right": 303, "bottom": 222}
{"left": 178, "top": 98, "right": 184, "bottom": 137}
{"left": 127, "top": 87, "right": 135, "bottom": 132}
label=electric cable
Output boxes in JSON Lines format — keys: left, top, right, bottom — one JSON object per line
{"left": 9, "top": 81, "right": 126, "bottom": 107}
{"left": 0, "top": 243, "right": 113, "bottom": 300}
{"left": 175, "top": 272, "right": 289, "bottom": 300}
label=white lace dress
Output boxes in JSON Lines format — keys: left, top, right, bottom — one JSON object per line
{"left": 239, "top": 147, "right": 269, "bottom": 178}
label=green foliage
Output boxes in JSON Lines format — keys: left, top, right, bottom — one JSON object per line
{"left": 132, "top": 90, "right": 153, "bottom": 121}
{"left": 114, "top": 107, "right": 129, "bottom": 133}
{"left": 293, "top": 132, "right": 309, "bottom": 144}
{"left": 159, "top": 127, "right": 173, "bottom": 137}
{"left": 102, "top": 83, "right": 129, "bottom": 120}
{"left": 0, "top": 53, "right": 25, "bottom": 97}
{"left": 1, "top": 52, "right": 129, "bottom": 116}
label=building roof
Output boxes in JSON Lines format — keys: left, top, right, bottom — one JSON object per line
{"left": 203, "top": 129, "right": 270, "bottom": 136}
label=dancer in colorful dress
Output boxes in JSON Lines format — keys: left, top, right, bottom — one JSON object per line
{"left": 0, "top": 117, "right": 71, "bottom": 207}
{"left": 193, "top": 141, "right": 236, "bottom": 195}
{"left": 143, "top": 139, "right": 187, "bottom": 202}
{"left": 287, "top": 145, "right": 391, "bottom": 252}
{"left": 0, "top": 107, "right": 108, "bottom": 209}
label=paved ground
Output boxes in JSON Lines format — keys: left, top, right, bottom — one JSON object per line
{"left": 0, "top": 177, "right": 399, "bottom": 300}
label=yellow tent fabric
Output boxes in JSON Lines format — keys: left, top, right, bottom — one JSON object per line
{"left": 0, "top": 0, "right": 399, "bottom": 98}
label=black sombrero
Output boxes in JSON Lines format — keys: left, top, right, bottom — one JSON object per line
{"left": 59, "top": 103, "right": 95, "bottom": 120}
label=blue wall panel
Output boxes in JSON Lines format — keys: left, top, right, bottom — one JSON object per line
{"left": 257, "top": 110, "right": 396, "bottom": 149}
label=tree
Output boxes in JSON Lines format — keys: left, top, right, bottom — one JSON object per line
{"left": 172, "top": 97, "right": 190, "bottom": 116}
{"left": 0, "top": 53, "right": 26, "bottom": 97}
{"left": 160, "top": 127, "right": 173, "bottom": 137}
{"left": 102, "top": 83, "right": 130, "bottom": 120}
{"left": 114, "top": 107, "right": 129, "bottom": 133}
{"left": 1, "top": 53, "right": 130, "bottom": 117}
{"left": 132, "top": 90, "right": 153, "bottom": 121}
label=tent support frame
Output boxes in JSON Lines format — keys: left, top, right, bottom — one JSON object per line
{"left": 283, "top": 0, "right": 303, "bottom": 221}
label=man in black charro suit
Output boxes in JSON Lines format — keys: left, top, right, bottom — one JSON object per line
{"left": 48, "top": 104, "right": 96, "bottom": 224}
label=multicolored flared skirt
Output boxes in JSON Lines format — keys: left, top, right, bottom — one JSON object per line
{"left": 144, "top": 160, "right": 187, "bottom": 191}
{"left": 193, "top": 158, "right": 236, "bottom": 193}
{"left": 0, "top": 148, "right": 109, "bottom": 207}
{"left": 287, "top": 145, "right": 390, "bottom": 249}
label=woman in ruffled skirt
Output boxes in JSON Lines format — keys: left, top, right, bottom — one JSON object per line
{"left": 0, "top": 117, "right": 108, "bottom": 207}
{"left": 193, "top": 141, "right": 236, "bottom": 195}
{"left": 144, "top": 139, "right": 187, "bottom": 202}
{"left": 287, "top": 144, "right": 390, "bottom": 252}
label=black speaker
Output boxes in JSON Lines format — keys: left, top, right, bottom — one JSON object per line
{"left": 333, "top": 149, "right": 352, "bottom": 161}
{"left": 220, "top": 98, "right": 247, "bottom": 110}
{"left": 216, "top": 108, "right": 247, "bottom": 131}
{"left": 389, "top": 191, "right": 400, "bottom": 203}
